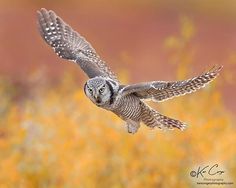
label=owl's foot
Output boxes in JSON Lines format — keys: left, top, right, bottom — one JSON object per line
{"left": 126, "top": 120, "right": 140, "bottom": 134}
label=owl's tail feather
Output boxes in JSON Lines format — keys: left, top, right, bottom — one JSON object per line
{"left": 141, "top": 103, "right": 187, "bottom": 131}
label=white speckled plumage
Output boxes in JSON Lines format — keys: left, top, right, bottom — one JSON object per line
{"left": 37, "top": 8, "right": 223, "bottom": 134}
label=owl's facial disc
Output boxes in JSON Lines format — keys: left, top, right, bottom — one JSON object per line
{"left": 84, "top": 78, "right": 112, "bottom": 106}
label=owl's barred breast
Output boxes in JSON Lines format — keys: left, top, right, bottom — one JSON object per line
{"left": 111, "top": 95, "right": 142, "bottom": 122}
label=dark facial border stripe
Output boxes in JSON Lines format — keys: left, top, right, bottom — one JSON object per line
{"left": 106, "top": 80, "right": 114, "bottom": 105}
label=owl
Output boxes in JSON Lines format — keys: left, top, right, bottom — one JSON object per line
{"left": 37, "top": 8, "right": 222, "bottom": 134}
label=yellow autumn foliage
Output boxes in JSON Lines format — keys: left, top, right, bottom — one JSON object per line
{"left": 0, "top": 17, "right": 235, "bottom": 188}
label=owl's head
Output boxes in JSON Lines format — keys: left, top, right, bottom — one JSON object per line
{"left": 84, "top": 77, "right": 113, "bottom": 106}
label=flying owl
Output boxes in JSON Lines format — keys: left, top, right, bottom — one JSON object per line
{"left": 37, "top": 8, "right": 222, "bottom": 134}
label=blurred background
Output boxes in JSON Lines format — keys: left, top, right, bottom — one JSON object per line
{"left": 0, "top": 0, "right": 236, "bottom": 187}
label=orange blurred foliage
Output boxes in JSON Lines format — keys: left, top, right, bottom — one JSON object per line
{"left": 0, "top": 15, "right": 235, "bottom": 188}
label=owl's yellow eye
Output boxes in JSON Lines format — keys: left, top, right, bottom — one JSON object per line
{"left": 99, "top": 86, "right": 105, "bottom": 93}
{"left": 88, "top": 88, "right": 93, "bottom": 94}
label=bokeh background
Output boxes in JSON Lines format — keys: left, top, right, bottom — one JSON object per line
{"left": 0, "top": 0, "right": 236, "bottom": 187}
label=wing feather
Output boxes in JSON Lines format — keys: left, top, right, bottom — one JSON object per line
{"left": 120, "top": 65, "right": 222, "bottom": 102}
{"left": 37, "top": 8, "right": 118, "bottom": 81}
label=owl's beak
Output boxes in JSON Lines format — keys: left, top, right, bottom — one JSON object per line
{"left": 95, "top": 96, "right": 101, "bottom": 104}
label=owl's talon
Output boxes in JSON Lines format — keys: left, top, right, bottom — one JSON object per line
{"left": 126, "top": 120, "right": 140, "bottom": 134}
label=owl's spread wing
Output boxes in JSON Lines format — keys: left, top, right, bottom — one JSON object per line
{"left": 120, "top": 65, "right": 222, "bottom": 102}
{"left": 37, "top": 8, "right": 118, "bottom": 81}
